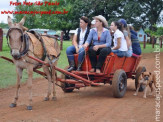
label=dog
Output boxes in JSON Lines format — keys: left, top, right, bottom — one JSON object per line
{"left": 133, "top": 72, "right": 156, "bottom": 98}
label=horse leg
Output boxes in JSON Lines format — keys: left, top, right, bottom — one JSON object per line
{"left": 43, "top": 66, "right": 52, "bottom": 101}
{"left": 26, "top": 65, "right": 33, "bottom": 110}
{"left": 52, "top": 69, "right": 57, "bottom": 101}
{"left": 10, "top": 67, "right": 23, "bottom": 108}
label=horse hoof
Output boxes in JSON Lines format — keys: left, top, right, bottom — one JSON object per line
{"left": 10, "top": 103, "right": 16, "bottom": 108}
{"left": 44, "top": 97, "right": 49, "bottom": 101}
{"left": 52, "top": 97, "right": 57, "bottom": 101}
{"left": 27, "top": 106, "right": 32, "bottom": 110}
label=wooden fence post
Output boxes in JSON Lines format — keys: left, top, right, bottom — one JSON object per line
{"left": 0, "top": 28, "right": 3, "bottom": 52}
{"left": 160, "top": 37, "right": 162, "bottom": 48}
{"left": 143, "top": 35, "right": 146, "bottom": 49}
{"left": 60, "top": 31, "right": 63, "bottom": 50}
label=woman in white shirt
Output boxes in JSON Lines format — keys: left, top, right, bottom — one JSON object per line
{"left": 118, "top": 19, "right": 133, "bottom": 57}
{"left": 110, "top": 21, "right": 128, "bottom": 57}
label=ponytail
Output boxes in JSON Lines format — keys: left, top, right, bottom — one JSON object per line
{"left": 113, "top": 21, "right": 123, "bottom": 32}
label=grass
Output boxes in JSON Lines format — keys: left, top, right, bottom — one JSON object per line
{"left": 0, "top": 37, "right": 162, "bottom": 88}
{"left": 140, "top": 43, "right": 163, "bottom": 53}
{"left": 0, "top": 37, "right": 71, "bottom": 88}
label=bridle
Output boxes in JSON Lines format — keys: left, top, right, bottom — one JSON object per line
{"left": 6, "top": 27, "right": 29, "bottom": 60}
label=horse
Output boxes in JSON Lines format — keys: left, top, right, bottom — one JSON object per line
{"left": 7, "top": 16, "right": 60, "bottom": 110}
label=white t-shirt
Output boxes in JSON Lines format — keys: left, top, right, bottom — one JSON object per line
{"left": 75, "top": 28, "right": 87, "bottom": 46}
{"left": 113, "top": 29, "right": 128, "bottom": 51}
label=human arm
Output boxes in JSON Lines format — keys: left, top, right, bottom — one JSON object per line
{"left": 112, "top": 37, "right": 121, "bottom": 50}
{"left": 72, "top": 29, "right": 79, "bottom": 53}
{"left": 125, "top": 36, "right": 131, "bottom": 49}
{"left": 123, "top": 31, "right": 131, "bottom": 49}
{"left": 83, "top": 29, "right": 93, "bottom": 49}
{"left": 105, "top": 30, "right": 112, "bottom": 47}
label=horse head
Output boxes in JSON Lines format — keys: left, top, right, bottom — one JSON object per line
{"left": 7, "top": 16, "right": 27, "bottom": 60}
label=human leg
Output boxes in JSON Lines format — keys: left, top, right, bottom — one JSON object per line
{"left": 66, "top": 45, "right": 76, "bottom": 71}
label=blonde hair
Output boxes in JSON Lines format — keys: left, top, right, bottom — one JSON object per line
{"left": 124, "top": 25, "right": 131, "bottom": 38}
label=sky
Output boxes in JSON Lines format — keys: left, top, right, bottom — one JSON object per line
{"left": 0, "top": 0, "right": 162, "bottom": 26}
{"left": 0, "top": 0, "right": 36, "bottom": 23}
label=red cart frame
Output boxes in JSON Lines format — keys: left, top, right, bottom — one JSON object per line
{"left": 0, "top": 51, "right": 146, "bottom": 98}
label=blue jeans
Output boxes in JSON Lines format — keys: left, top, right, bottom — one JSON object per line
{"left": 66, "top": 45, "right": 85, "bottom": 62}
{"left": 125, "top": 49, "right": 133, "bottom": 57}
{"left": 112, "top": 50, "right": 126, "bottom": 57}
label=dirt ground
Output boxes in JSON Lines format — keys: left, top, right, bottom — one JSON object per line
{"left": 0, "top": 53, "right": 162, "bottom": 122}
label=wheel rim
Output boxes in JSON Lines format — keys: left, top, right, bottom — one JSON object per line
{"left": 119, "top": 74, "right": 126, "bottom": 92}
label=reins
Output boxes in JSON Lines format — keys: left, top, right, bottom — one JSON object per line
{"left": 6, "top": 28, "right": 29, "bottom": 59}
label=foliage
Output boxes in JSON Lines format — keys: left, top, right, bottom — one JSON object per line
{"left": 0, "top": 22, "right": 8, "bottom": 29}
{"left": 13, "top": 0, "right": 163, "bottom": 35}
{"left": 145, "top": 26, "right": 163, "bottom": 37}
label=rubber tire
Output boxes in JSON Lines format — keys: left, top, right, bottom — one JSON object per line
{"left": 60, "top": 66, "right": 75, "bottom": 93}
{"left": 112, "top": 69, "right": 127, "bottom": 98}
{"left": 135, "top": 66, "right": 146, "bottom": 92}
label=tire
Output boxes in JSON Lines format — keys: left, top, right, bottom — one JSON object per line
{"left": 135, "top": 66, "right": 146, "bottom": 92}
{"left": 112, "top": 69, "right": 127, "bottom": 98}
{"left": 60, "top": 66, "right": 75, "bottom": 93}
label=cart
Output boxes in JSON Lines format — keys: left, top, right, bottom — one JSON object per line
{"left": 0, "top": 52, "right": 146, "bottom": 98}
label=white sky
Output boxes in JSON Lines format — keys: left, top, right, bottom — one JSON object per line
{"left": 0, "top": 0, "right": 37, "bottom": 23}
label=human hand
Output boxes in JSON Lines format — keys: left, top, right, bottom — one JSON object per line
{"left": 93, "top": 45, "right": 99, "bottom": 51}
{"left": 75, "top": 47, "right": 79, "bottom": 53}
{"left": 83, "top": 44, "right": 88, "bottom": 49}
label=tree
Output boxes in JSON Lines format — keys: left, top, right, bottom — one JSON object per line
{"left": 120, "top": 0, "right": 163, "bottom": 30}
{"left": 0, "top": 22, "right": 8, "bottom": 29}
{"left": 14, "top": 4, "right": 40, "bottom": 29}
{"left": 13, "top": 0, "right": 163, "bottom": 35}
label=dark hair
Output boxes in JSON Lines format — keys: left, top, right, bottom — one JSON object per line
{"left": 80, "top": 16, "right": 91, "bottom": 27}
{"left": 113, "top": 21, "right": 123, "bottom": 32}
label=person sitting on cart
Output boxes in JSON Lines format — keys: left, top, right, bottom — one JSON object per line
{"left": 110, "top": 21, "right": 128, "bottom": 57}
{"left": 66, "top": 16, "right": 91, "bottom": 72}
{"left": 118, "top": 19, "right": 132, "bottom": 57}
{"left": 83, "top": 15, "right": 112, "bottom": 73}
{"left": 128, "top": 25, "right": 142, "bottom": 55}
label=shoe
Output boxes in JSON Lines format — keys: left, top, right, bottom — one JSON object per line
{"left": 96, "top": 69, "right": 101, "bottom": 73}
{"left": 89, "top": 68, "right": 95, "bottom": 72}
{"left": 76, "top": 61, "right": 82, "bottom": 71}
{"left": 67, "top": 60, "right": 75, "bottom": 72}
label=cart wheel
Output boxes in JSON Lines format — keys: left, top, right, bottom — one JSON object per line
{"left": 112, "top": 69, "right": 127, "bottom": 98}
{"left": 60, "top": 66, "right": 75, "bottom": 93}
{"left": 135, "top": 66, "right": 146, "bottom": 92}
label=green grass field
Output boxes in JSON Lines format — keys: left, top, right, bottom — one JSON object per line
{"left": 0, "top": 37, "right": 162, "bottom": 88}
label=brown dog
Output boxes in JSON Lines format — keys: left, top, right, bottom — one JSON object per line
{"left": 133, "top": 72, "right": 156, "bottom": 98}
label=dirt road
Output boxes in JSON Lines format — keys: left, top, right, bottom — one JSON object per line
{"left": 0, "top": 53, "right": 162, "bottom": 122}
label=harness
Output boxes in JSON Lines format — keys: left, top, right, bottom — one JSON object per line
{"left": 6, "top": 28, "right": 29, "bottom": 59}
{"left": 6, "top": 28, "right": 60, "bottom": 63}
{"left": 28, "top": 30, "right": 47, "bottom": 61}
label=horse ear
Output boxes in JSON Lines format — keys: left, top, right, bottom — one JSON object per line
{"left": 19, "top": 16, "right": 26, "bottom": 26}
{"left": 7, "top": 16, "right": 13, "bottom": 27}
